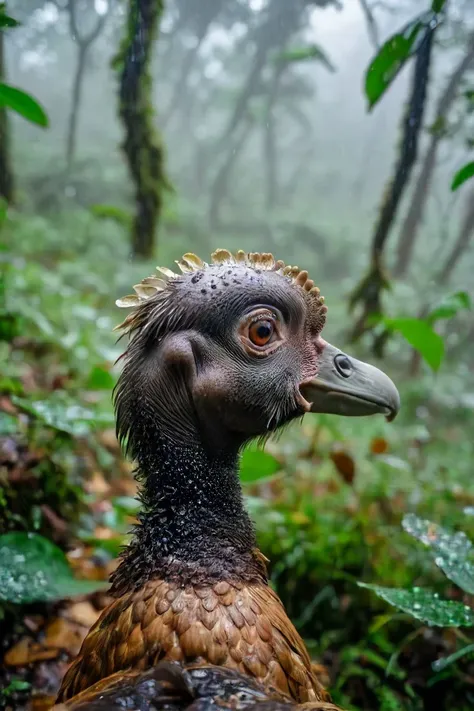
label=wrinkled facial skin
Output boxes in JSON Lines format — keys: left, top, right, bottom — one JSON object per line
{"left": 115, "top": 263, "right": 399, "bottom": 454}
{"left": 180, "top": 266, "right": 322, "bottom": 440}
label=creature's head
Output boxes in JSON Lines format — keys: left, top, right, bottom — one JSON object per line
{"left": 114, "top": 250, "right": 399, "bottom": 456}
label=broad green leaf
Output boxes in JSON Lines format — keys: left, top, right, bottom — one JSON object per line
{"left": 0, "top": 83, "right": 48, "bottom": 127}
{"left": 276, "top": 44, "right": 335, "bottom": 72}
{"left": 451, "top": 161, "right": 474, "bottom": 191}
{"left": 432, "top": 643, "right": 474, "bottom": 672}
{"left": 403, "top": 514, "right": 474, "bottom": 595}
{"left": 365, "top": 12, "right": 434, "bottom": 110}
{"left": 0, "top": 532, "right": 108, "bottom": 603}
{"left": 359, "top": 584, "right": 474, "bottom": 627}
{"left": 431, "top": 0, "right": 446, "bottom": 11}
{"left": 87, "top": 365, "right": 115, "bottom": 390}
{"left": 384, "top": 317, "right": 444, "bottom": 371}
{"left": 428, "top": 291, "right": 471, "bottom": 324}
{"left": 12, "top": 393, "right": 113, "bottom": 436}
{"left": 240, "top": 446, "right": 280, "bottom": 484}
{"left": 0, "top": 5, "right": 19, "bottom": 28}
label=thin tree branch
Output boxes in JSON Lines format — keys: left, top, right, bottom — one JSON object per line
{"left": 358, "top": 0, "right": 380, "bottom": 50}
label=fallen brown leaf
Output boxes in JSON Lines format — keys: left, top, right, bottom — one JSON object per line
{"left": 330, "top": 448, "right": 355, "bottom": 485}
{"left": 5, "top": 638, "right": 60, "bottom": 666}
{"left": 370, "top": 437, "right": 389, "bottom": 455}
{"left": 64, "top": 602, "right": 100, "bottom": 628}
{"left": 29, "top": 694, "right": 57, "bottom": 711}
{"left": 43, "top": 618, "right": 84, "bottom": 657}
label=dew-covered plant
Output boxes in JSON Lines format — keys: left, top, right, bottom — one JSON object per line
{"left": 360, "top": 514, "right": 474, "bottom": 673}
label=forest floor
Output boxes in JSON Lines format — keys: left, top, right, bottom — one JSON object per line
{"left": 2, "top": 207, "right": 474, "bottom": 711}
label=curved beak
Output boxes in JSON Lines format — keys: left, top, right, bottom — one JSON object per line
{"left": 300, "top": 342, "right": 400, "bottom": 421}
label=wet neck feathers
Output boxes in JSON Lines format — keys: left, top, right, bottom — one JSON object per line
{"left": 110, "top": 431, "right": 266, "bottom": 594}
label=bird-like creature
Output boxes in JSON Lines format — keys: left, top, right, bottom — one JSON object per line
{"left": 57, "top": 250, "right": 399, "bottom": 707}
{"left": 54, "top": 661, "right": 339, "bottom": 711}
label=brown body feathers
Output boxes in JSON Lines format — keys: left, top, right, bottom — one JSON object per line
{"left": 58, "top": 578, "right": 330, "bottom": 704}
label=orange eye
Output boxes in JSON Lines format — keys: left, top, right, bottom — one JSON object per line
{"left": 248, "top": 320, "right": 274, "bottom": 347}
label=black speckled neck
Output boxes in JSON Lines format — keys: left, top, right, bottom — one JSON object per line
{"left": 110, "top": 433, "right": 265, "bottom": 594}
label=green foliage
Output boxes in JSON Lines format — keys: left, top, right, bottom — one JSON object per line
{"left": 0, "top": 83, "right": 48, "bottom": 127}
{"left": 365, "top": 10, "right": 440, "bottom": 110}
{"left": 451, "top": 161, "right": 474, "bottom": 191}
{"left": 384, "top": 318, "right": 444, "bottom": 371}
{"left": 1, "top": 680, "right": 31, "bottom": 698}
{"left": 0, "top": 532, "right": 107, "bottom": 603}
{"left": 12, "top": 393, "right": 113, "bottom": 437}
{"left": 403, "top": 514, "right": 474, "bottom": 595}
{"left": 89, "top": 203, "right": 132, "bottom": 228}
{"left": 240, "top": 445, "right": 280, "bottom": 483}
{"left": 275, "top": 44, "right": 335, "bottom": 72}
{"left": 432, "top": 643, "right": 474, "bottom": 672}
{"left": 362, "top": 514, "right": 474, "bottom": 677}
{"left": 359, "top": 584, "right": 474, "bottom": 627}
{"left": 427, "top": 291, "right": 471, "bottom": 323}
{"left": 431, "top": 0, "right": 447, "bottom": 11}
{"left": 0, "top": 3, "right": 20, "bottom": 28}
{"left": 382, "top": 292, "right": 471, "bottom": 372}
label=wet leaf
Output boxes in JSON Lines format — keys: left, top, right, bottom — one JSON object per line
{"left": 359, "top": 584, "right": 474, "bottom": 627}
{"left": 428, "top": 291, "right": 471, "bottom": 324}
{"left": 403, "top": 514, "right": 474, "bottom": 594}
{"left": 330, "top": 449, "right": 355, "bottom": 484}
{"left": 12, "top": 393, "right": 113, "bottom": 436}
{"left": 0, "top": 83, "right": 48, "bottom": 126}
{"left": 451, "top": 161, "right": 474, "bottom": 191}
{"left": 240, "top": 446, "right": 280, "bottom": 483}
{"left": 384, "top": 317, "right": 444, "bottom": 371}
{"left": 0, "top": 532, "right": 108, "bottom": 604}
{"left": 0, "top": 6, "right": 20, "bottom": 28}
{"left": 365, "top": 12, "right": 435, "bottom": 110}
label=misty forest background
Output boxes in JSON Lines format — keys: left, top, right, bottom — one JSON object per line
{"left": 1, "top": 0, "right": 474, "bottom": 710}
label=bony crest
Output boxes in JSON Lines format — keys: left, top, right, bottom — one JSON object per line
{"left": 115, "top": 249, "right": 326, "bottom": 332}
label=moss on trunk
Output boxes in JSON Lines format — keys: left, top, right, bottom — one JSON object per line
{"left": 115, "top": 0, "right": 168, "bottom": 259}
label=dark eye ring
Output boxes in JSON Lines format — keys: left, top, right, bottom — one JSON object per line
{"left": 334, "top": 354, "right": 352, "bottom": 378}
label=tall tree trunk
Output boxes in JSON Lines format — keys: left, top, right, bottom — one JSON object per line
{"left": 65, "top": 0, "right": 108, "bottom": 168}
{"left": 217, "top": 0, "right": 300, "bottom": 154}
{"left": 117, "top": 0, "right": 168, "bottom": 259}
{"left": 394, "top": 31, "right": 474, "bottom": 277}
{"left": 437, "top": 185, "right": 474, "bottom": 284}
{"left": 263, "top": 64, "right": 285, "bottom": 212}
{"left": 209, "top": 115, "right": 254, "bottom": 229}
{"left": 66, "top": 44, "right": 86, "bottom": 168}
{"left": 349, "top": 26, "right": 436, "bottom": 346}
{"left": 162, "top": 35, "right": 204, "bottom": 128}
{"left": 162, "top": 0, "right": 223, "bottom": 128}
{"left": 0, "top": 29, "right": 14, "bottom": 203}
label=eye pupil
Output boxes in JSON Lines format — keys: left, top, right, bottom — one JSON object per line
{"left": 249, "top": 319, "right": 274, "bottom": 346}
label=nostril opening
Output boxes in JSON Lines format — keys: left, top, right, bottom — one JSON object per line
{"left": 334, "top": 354, "right": 352, "bottom": 378}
